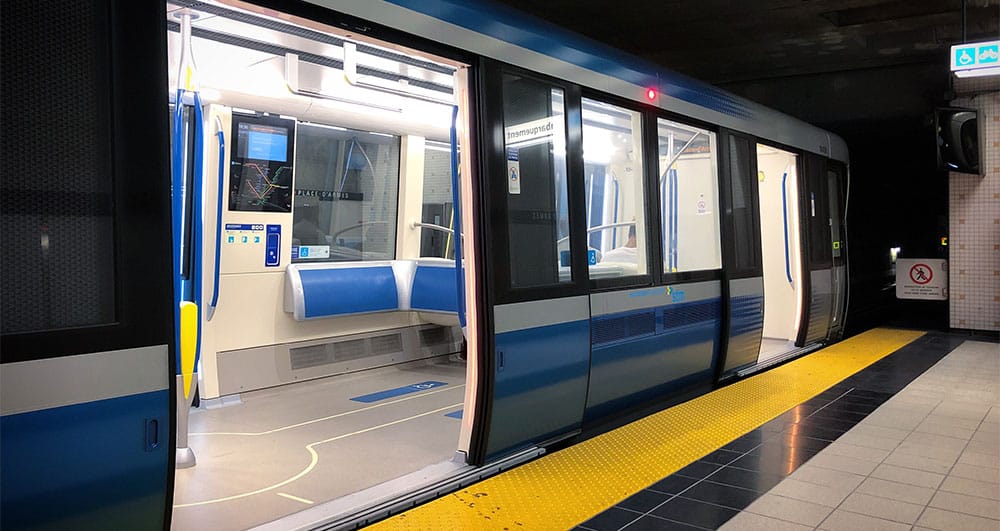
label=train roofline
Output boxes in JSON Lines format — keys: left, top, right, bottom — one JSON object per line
{"left": 304, "top": 0, "right": 848, "bottom": 163}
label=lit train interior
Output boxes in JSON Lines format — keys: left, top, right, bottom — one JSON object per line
{"left": 165, "top": 1, "right": 475, "bottom": 528}
{"left": 756, "top": 144, "right": 804, "bottom": 364}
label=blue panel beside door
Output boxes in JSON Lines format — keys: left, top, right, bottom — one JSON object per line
{"left": 1, "top": 390, "right": 170, "bottom": 531}
{"left": 487, "top": 319, "right": 590, "bottom": 459}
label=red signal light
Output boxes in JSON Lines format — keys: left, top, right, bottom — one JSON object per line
{"left": 646, "top": 88, "right": 657, "bottom": 101}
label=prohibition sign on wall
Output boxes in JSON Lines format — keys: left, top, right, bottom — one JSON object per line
{"left": 909, "top": 263, "right": 933, "bottom": 285}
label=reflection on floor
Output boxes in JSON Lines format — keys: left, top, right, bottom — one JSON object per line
{"left": 171, "top": 356, "right": 466, "bottom": 531}
{"left": 757, "top": 337, "right": 796, "bottom": 365}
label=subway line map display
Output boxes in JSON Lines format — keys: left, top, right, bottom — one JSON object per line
{"left": 229, "top": 114, "right": 295, "bottom": 212}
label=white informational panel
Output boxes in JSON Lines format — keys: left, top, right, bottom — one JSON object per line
{"left": 896, "top": 259, "right": 948, "bottom": 300}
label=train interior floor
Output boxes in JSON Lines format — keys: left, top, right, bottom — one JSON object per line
{"left": 365, "top": 328, "right": 999, "bottom": 531}
{"left": 171, "top": 356, "right": 466, "bottom": 531}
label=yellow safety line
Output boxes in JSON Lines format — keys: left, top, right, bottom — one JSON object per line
{"left": 368, "top": 327, "right": 925, "bottom": 530}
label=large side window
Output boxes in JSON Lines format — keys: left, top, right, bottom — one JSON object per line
{"left": 658, "top": 119, "right": 721, "bottom": 274}
{"left": 501, "top": 73, "right": 570, "bottom": 288}
{"left": 582, "top": 98, "right": 647, "bottom": 279}
{"left": 419, "top": 141, "right": 455, "bottom": 259}
{"left": 725, "top": 134, "right": 761, "bottom": 276}
{"left": 292, "top": 124, "right": 400, "bottom": 262}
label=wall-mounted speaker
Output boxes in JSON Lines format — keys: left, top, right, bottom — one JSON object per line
{"left": 935, "top": 106, "right": 980, "bottom": 175}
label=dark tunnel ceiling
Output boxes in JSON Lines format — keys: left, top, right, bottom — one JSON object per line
{"left": 491, "top": 0, "right": 999, "bottom": 84}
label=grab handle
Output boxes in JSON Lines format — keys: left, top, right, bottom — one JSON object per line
{"left": 207, "top": 116, "right": 225, "bottom": 321}
{"left": 449, "top": 106, "right": 467, "bottom": 330}
{"left": 781, "top": 172, "right": 792, "bottom": 285}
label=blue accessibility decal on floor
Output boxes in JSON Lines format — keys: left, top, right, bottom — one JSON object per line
{"left": 445, "top": 409, "right": 463, "bottom": 419}
{"left": 349, "top": 381, "right": 448, "bottom": 403}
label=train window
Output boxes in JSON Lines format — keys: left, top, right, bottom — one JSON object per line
{"left": 582, "top": 99, "right": 647, "bottom": 279}
{"left": 658, "top": 119, "right": 722, "bottom": 273}
{"left": 726, "top": 135, "right": 761, "bottom": 274}
{"left": 292, "top": 124, "right": 401, "bottom": 262}
{"left": 501, "top": 74, "right": 571, "bottom": 288}
{"left": 420, "top": 141, "right": 455, "bottom": 259}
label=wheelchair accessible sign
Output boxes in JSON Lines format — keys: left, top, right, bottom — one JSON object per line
{"left": 951, "top": 40, "right": 1000, "bottom": 76}
{"left": 896, "top": 259, "right": 948, "bottom": 301}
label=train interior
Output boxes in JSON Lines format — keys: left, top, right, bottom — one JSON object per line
{"left": 165, "top": 1, "right": 477, "bottom": 528}
{"left": 755, "top": 144, "right": 804, "bottom": 364}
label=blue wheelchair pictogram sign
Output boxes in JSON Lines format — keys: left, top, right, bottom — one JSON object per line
{"left": 956, "top": 47, "right": 976, "bottom": 66}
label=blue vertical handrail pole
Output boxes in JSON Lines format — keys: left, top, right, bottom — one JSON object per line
{"left": 781, "top": 172, "right": 793, "bottom": 285}
{"left": 171, "top": 91, "right": 186, "bottom": 335}
{"left": 449, "top": 106, "right": 467, "bottom": 330}
{"left": 208, "top": 117, "right": 225, "bottom": 319}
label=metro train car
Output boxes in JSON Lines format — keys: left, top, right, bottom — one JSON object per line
{"left": 1, "top": 0, "right": 848, "bottom": 529}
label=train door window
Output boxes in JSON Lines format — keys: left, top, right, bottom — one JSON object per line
{"left": 420, "top": 140, "right": 455, "bottom": 259}
{"left": 804, "top": 155, "right": 833, "bottom": 267}
{"left": 827, "top": 166, "right": 844, "bottom": 262}
{"left": 658, "top": 119, "right": 722, "bottom": 274}
{"left": 582, "top": 98, "right": 647, "bottom": 279}
{"left": 501, "top": 73, "right": 571, "bottom": 288}
{"left": 292, "top": 124, "right": 401, "bottom": 262}
{"left": 725, "top": 135, "right": 762, "bottom": 276}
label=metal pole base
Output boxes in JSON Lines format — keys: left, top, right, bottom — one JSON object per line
{"left": 175, "top": 373, "right": 198, "bottom": 468}
{"left": 176, "top": 446, "right": 197, "bottom": 469}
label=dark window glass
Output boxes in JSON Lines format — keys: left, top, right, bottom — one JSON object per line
{"left": 501, "top": 74, "right": 570, "bottom": 288}
{"left": 1, "top": 0, "right": 115, "bottom": 334}
{"left": 805, "top": 156, "right": 832, "bottom": 266}
{"left": 727, "top": 136, "right": 760, "bottom": 274}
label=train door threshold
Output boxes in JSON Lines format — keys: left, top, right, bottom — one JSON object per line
{"left": 250, "top": 447, "right": 543, "bottom": 531}
{"left": 735, "top": 343, "right": 822, "bottom": 378}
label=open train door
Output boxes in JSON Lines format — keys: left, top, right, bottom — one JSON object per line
{"left": 795, "top": 154, "right": 840, "bottom": 346}
{"left": 716, "top": 132, "right": 765, "bottom": 379}
{"left": 1, "top": 1, "right": 174, "bottom": 529}
{"left": 474, "top": 61, "right": 591, "bottom": 462}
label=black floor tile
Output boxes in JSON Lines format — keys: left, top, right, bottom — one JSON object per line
{"left": 617, "top": 489, "right": 673, "bottom": 513}
{"left": 796, "top": 415, "right": 859, "bottom": 432}
{"left": 651, "top": 496, "right": 738, "bottom": 529}
{"left": 818, "top": 401, "right": 880, "bottom": 415}
{"left": 775, "top": 432, "right": 834, "bottom": 452}
{"left": 781, "top": 423, "right": 847, "bottom": 442}
{"left": 622, "top": 515, "right": 707, "bottom": 530}
{"left": 674, "top": 461, "right": 721, "bottom": 480}
{"left": 785, "top": 403, "right": 823, "bottom": 415}
{"left": 805, "top": 408, "right": 869, "bottom": 423}
{"left": 648, "top": 474, "right": 698, "bottom": 495}
{"left": 582, "top": 507, "right": 642, "bottom": 531}
{"left": 677, "top": 482, "right": 760, "bottom": 510}
{"left": 703, "top": 465, "right": 784, "bottom": 493}
{"left": 697, "top": 448, "right": 743, "bottom": 465}
{"left": 731, "top": 444, "right": 819, "bottom": 475}
{"left": 721, "top": 433, "right": 768, "bottom": 453}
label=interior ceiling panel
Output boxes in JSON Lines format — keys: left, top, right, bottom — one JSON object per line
{"left": 491, "top": 0, "right": 999, "bottom": 84}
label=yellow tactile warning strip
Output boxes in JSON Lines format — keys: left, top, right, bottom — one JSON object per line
{"left": 368, "top": 327, "right": 925, "bottom": 530}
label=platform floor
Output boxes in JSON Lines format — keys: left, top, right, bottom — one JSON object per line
{"left": 171, "top": 357, "right": 466, "bottom": 531}
{"left": 366, "top": 329, "right": 998, "bottom": 530}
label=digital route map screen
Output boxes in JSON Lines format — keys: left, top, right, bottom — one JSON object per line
{"left": 229, "top": 114, "right": 295, "bottom": 212}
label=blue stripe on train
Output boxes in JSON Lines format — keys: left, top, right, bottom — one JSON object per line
{"left": 1, "top": 390, "right": 170, "bottom": 530}
{"left": 487, "top": 318, "right": 590, "bottom": 459}
{"left": 349, "top": 381, "right": 448, "bottom": 403}
{"left": 385, "top": 0, "right": 750, "bottom": 118}
{"left": 585, "top": 299, "right": 721, "bottom": 423}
